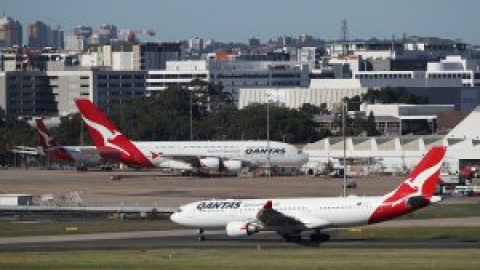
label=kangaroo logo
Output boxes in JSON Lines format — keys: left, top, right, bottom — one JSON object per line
{"left": 81, "top": 116, "right": 130, "bottom": 157}
{"left": 38, "top": 129, "right": 57, "bottom": 148}
{"left": 386, "top": 158, "right": 443, "bottom": 206}
{"left": 151, "top": 151, "right": 162, "bottom": 159}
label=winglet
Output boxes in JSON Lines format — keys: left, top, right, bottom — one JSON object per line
{"left": 263, "top": 200, "right": 273, "bottom": 210}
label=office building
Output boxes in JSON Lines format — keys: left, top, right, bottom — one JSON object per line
{"left": 0, "top": 16, "right": 22, "bottom": 47}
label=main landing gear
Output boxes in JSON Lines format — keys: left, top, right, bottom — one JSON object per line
{"left": 282, "top": 234, "right": 303, "bottom": 242}
{"left": 197, "top": 228, "right": 205, "bottom": 242}
{"left": 283, "top": 230, "right": 331, "bottom": 243}
{"left": 309, "top": 231, "right": 331, "bottom": 242}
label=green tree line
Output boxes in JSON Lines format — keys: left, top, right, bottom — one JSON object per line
{"left": 0, "top": 85, "right": 430, "bottom": 154}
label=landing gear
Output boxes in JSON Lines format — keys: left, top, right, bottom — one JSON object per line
{"left": 309, "top": 230, "right": 330, "bottom": 242}
{"left": 76, "top": 166, "right": 87, "bottom": 171}
{"left": 197, "top": 228, "right": 205, "bottom": 242}
{"left": 282, "top": 234, "right": 303, "bottom": 242}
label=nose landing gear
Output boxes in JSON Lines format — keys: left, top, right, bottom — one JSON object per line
{"left": 197, "top": 228, "right": 205, "bottom": 242}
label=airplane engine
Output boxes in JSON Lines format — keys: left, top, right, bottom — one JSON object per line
{"left": 226, "top": 221, "right": 261, "bottom": 237}
{"left": 199, "top": 157, "right": 221, "bottom": 170}
{"left": 222, "top": 160, "right": 242, "bottom": 172}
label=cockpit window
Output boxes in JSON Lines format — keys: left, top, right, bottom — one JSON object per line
{"left": 176, "top": 209, "right": 183, "bottom": 213}
{"left": 298, "top": 150, "right": 303, "bottom": 154}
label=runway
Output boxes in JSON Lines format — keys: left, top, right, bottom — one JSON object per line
{"left": 0, "top": 228, "right": 479, "bottom": 251}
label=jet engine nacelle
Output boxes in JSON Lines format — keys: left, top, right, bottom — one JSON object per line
{"left": 222, "top": 160, "right": 242, "bottom": 172}
{"left": 225, "top": 221, "right": 261, "bottom": 237}
{"left": 199, "top": 157, "right": 221, "bottom": 170}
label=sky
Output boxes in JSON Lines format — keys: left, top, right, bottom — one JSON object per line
{"left": 3, "top": 0, "right": 480, "bottom": 45}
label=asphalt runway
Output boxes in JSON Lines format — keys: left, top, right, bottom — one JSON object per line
{"left": 0, "top": 229, "right": 479, "bottom": 251}
{"left": 1, "top": 217, "right": 480, "bottom": 251}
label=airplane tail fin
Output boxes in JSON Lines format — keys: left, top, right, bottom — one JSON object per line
{"left": 34, "top": 118, "right": 74, "bottom": 162}
{"left": 74, "top": 99, "right": 153, "bottom": 167}
{"left": 74, "top": 99, "right": 127, "bottom": 148}
{"left": 384, "top": 146, "right": 447, "bottom": 202}
{"left": 35, "top": 118, "right": 60, "bottom": 151}
{"left": 369, "top": 146, "right": 447, "bottom": 224}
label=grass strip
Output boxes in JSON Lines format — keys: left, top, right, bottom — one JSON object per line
{"left": 0, "top": 248, "right": 479, "bottom": 270}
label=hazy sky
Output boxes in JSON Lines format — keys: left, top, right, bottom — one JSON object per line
{"left": 3, "top": 0, "right": 480, "bottom": 44}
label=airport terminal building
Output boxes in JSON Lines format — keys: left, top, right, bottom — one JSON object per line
{"left": 302, "top": 105, "right": 480, "bottom": 175}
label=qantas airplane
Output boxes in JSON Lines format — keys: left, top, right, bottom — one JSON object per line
{"left": 35, "top": 118, "right": 108, "bottom": 171}
{"left": 170, "top": 146, "right": 446, "bottom": 242}
{"left": 74, "top": 99, "right": 308, "bottom": 173}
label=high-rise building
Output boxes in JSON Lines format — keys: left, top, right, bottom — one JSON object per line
{"left": 80, "top": 41, "right": 181, "bottom": 70}
{"left": 28, "top": 21, "right": 51, "bottom": 49}
{"left": 50, "top": 29, "right": 64, "bottom": 49}
{"left": 248, "top": 37, "right": 260, "bottom": 47}
{"left": 64, "top": 25, "right": 92, "bottom": 52}
{"left": 299, "top": 34, "right": 313, "bottom": 45}
{"left": 188, "top": 37, "right": 203, "bottom": 52}
{"left": 73, "top": 25, "right": 93, "bottom": 41}
{"left": 0, "top": 16, "right": 23, "bottom": 47}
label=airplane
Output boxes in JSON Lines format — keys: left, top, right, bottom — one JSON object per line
{"left": 74, "top": 99, "right": 308, "bottom": 174}
{"left": 34, "top": 118, "right": 110, "bottom": 171}
{"left": 170, "top": 146, "right": 446, "bottom": 242}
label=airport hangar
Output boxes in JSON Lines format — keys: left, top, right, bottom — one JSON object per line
{"left": 302, "top": 105, "right": 480, "bottom": 175}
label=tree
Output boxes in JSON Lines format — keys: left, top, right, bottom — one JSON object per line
{"left": 50, "top": 113, "right": 90, "bottom": 146}
{"left": 0, "top": 107, "right": 5, "bottom": 128}
{"left": 0, "top": 107, "right": 36, "bottom": 152}
{"left": 299, "top": 103, "right": 329, "bottom": 116}
{"left": 361, "top": 87, "right": 428, "bottom": 104}
{"left": 365, "top": 111, "right": 380, "bottom": 136}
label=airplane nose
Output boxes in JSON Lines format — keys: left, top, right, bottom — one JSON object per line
{"left": 170, "top": 212, "right": 179, "bottom": 223}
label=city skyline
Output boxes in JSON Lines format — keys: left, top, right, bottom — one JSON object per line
{"left": 2, "top": 0, "right": 480, "bottom": 45}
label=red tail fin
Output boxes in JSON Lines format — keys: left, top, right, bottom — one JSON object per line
{"left": 34, "top": 118, "right": 74, "bottom": 162}
{"left": 387, "top": 146, "right": 447, "bottom": 202}
{"left": 35, "top": 118, "right": 59, "bottom": 150}
{"left": 74, "top": 99, "right": 153, "bottom": 167}
{"left": 369, "top": 146, "right": 447, "bottom": 224}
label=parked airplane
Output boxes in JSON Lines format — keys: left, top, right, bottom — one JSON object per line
{"left": 74, "top": 99, "right": 308, "bottom": 173}
{"left": 35, "top": 118, "right": 109, "bottom": 171}
{"left": 170, "top": 146, "right": 446, "bottom": 242}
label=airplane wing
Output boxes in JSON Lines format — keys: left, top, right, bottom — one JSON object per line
{"left": 256, "top": 201, "right": 330, "bottom": 230}
{"left": 9, "top": 146, "right": 43, "bottom": 156}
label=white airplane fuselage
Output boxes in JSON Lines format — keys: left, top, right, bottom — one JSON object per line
{"left": 171, "top": 196, "right": 386, "bottom": 229}
{"left": 63, "top": 146, "right": 104, "bottom": 166}
{"left": 132, "top": 140, "right": 308, "bottom": 170}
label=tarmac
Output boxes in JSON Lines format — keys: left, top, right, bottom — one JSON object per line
{"left": 0, "top": 168, "right": 479, "bottom": 251}
{"left": 1, "top": 217, "right": 480, "bottom": 251}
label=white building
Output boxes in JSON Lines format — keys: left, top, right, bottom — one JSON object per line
{"left": 238, "top": 55, "right": 480, "bottom": 112}
{"left": 80, "top": 42, "right": 181, "bottom": 70}
{"left": 326, "top": 38, "right": 468, "bottom": 60}
{"left": 238, "top": 87, "right": 366, "bottom": 110}
{"left": 147, "top": 60, "right": 310, "bottom": 103}
{"left": 303, "top": 104, "right": 480, "bottom": 175}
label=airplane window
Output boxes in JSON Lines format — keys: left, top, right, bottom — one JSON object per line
{"left": 298, "top": 150, "right": 302, "bottom": 154}
{"left": 176, "top": 209, "right": 183, "bottom": 213}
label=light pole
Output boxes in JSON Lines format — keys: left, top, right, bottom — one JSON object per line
{"left": 79, "top": 116, "right": 84, "bottom": 146}
{"left": 342, "top": 101, "right": 347, "bottom": 197}
{"left": 189, "top": 89, "right": 193, "bottom": 141}
{"left": 266, "top": 93, "right": 271, "bottom": 177}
